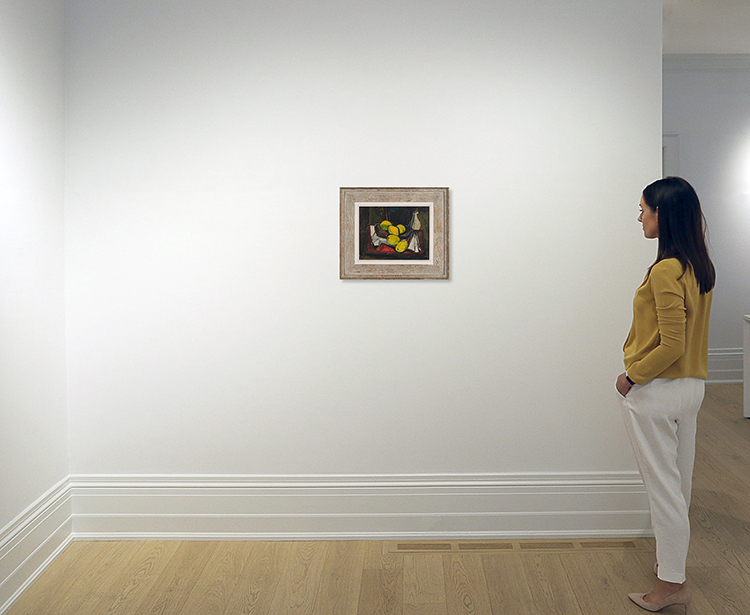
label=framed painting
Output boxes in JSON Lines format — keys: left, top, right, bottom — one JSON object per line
{"left": 339, "top": 187, "right": 449, "bottom": 279}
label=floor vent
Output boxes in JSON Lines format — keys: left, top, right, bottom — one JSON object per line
{"left": 391, "top": 538, "right": 652, "bottom": 554}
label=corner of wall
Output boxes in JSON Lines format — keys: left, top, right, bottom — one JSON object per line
{"left": 0, "top": 479, "right": 73, "bottom": 614}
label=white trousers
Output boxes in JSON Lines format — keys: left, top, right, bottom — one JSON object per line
{"left": 620, "top": 377, "right": 705, "bottom": 584}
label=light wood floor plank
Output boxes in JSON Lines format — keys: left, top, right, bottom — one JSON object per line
{"left": 133, "top": 541, "right": 217, "bottom": 615}
{"left": 312, "top": 541, "right": 366, "bottom": 615}
{"left": 702, "top": 384, "right": 746, "bottom": 440}
{"left": 691, "top": 455, "right": 750, "bottom": 582}
{"left": 685, "top": 504, "right": 724, "bottom": 569}
{"left": 357, "top": 567, "right": 403, "bottom": 615}
{"left": 358, "top": 542, "right": 403, "bottom": 615}
{"left": 522, "top": 554, "right": 584, "bottom": 615}
{"left": 65, "top": 542, "right": 163, "bottom": 615}
{"left": 442, "top": 554, "right": 493, "bottom": 615}
{"left": 683, "top": 571, "right": 722, "bottom": 615}
{"left": 693, "top": 443, "right": 750, "bottom": 500}
{"left": 363, "top": 541, "right": 402, "bottom": 571}
{"left": 696, "top": 412, "right": 750, "bottom": 477}
{"left": 222, "top": 541, "right": 282, "bottom": 615}
{"left": 403, "top": 605, "right": 446, "bottom": 615}
{"left": 53, "top": 541, "right": 149, "bottom": 615}
{"left": 687, "top": 565, "right": 750, "bottom": 615}
{"left": 176, "top": 541, "right": 252, "bottom": 615}
{"left": 7, "top": 541, "right": 95, "bottom": 615}
{"left": 403, "top": 553, "right": 446, "bottom": 615}
{"left": 102, "top": 541, "right": 183, "bottom": 615}
{"left": 482, "top": 553, "right": 536, "bottom": 615}
{"left": 596, "top": 551, "right": 657, "bottom": 600}
{"left": 698, "top": 506, "right": 750, "bottom": 576}
{"left": 266, "top": 541, "right": 327, "bottom": 615}
{"left": 562, "top": 551, "right": 631, "bottom": 614}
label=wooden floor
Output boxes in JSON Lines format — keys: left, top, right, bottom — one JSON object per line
{"left": 7, "top": 384, "right": 749, "bottom": 615}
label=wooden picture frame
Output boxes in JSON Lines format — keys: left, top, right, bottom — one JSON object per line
{"left": 339, "top": 187, "right": 449, "bottom": 279}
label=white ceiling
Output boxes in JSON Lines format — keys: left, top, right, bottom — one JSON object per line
{"left": 663, "top": 0, "right": 750, "bottom": 54}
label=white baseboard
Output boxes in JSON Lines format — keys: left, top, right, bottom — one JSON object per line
{"left": 663, "top": 54, "right": 750, "bottom": 71}
{"left": 69, "top": 473, "right": 651, "bottom": 541}
{"left": 708, "top": 348, "right": 743, "bottom": 384}
{"left": 1, "top": 472, "right": 651, "bottom": 612}
{"left": 0, "top": 479, "right": 73, "bottom": 614}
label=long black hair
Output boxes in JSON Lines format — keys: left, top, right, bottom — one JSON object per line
{"left": 642, "top": 176, "right": 715, "bottom": 294}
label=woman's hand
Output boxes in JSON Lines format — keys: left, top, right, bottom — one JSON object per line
{"left": 616, "top": 372, "right": 633, "bottom": 397}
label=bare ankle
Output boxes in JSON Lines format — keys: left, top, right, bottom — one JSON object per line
{"left": 659, "top": 580, "right": 686, "bottom": 590}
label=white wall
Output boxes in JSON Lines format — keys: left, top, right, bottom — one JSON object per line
{"left": 0, "top": 1, "right": 71, "bottom": 608}
{"left": 0, "top": 0, "right": 68, "bottom": 531}
{"left": 664, "top": 55, "right": 750, "bottom": 381}
{"left": 64, "top": 0, "right": 661, "bottom": 496}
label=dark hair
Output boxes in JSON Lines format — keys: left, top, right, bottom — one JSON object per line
{"left": 642, "top": 176, "right": 715, "bottom": 294}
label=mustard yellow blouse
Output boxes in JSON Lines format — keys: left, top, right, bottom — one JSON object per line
{"left": 623, "top": 258, "right": 712, "bottom": 384}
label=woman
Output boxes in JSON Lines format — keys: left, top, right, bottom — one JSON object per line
{"left": 616, "top": 176, "right": 714, "bottom": 614}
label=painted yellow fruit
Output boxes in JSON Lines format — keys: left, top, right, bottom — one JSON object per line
{"left": 380, "top": 220, "right": 391, "bottom": 229}
{"left": 387, "top": 234, "right": 400, "bottom": 246}
{"left": 395, "top": 240, "right": 408, "bottom": 252}
{"left": 388, "top": 225, "right": 399, "bottom": 236}
{"left": 397, "top": 224, "right": 406, "bottom": 234}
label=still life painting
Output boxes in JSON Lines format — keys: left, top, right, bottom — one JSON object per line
{"left": 340, "top": 187, "right": 448, "bottom": 279}
{"left": 359, "top": 206, "right": 430, "bottom": 260}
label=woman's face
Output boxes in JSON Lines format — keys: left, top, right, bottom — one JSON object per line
{"left": 638, "top": 196, "right": 659, "bottom": 239}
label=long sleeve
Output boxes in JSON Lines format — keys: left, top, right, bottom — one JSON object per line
{"left": 626, "top": 261, "right": 686, "bottom": 383}
{"left": 623, "top": 258, "right": 711, "bottom": 384}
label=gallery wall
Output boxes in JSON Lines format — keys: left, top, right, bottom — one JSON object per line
{"left": 64, "top": 0, "right": 661, "bottom": 480}
{"left": 0, "top": 0, "right": 68, "bottom": 532}
{"left": 42, "top": 0, "right": 670, "bottom": 540}
{"left": 663, "top": 55, "right": 750, "bottom": 382}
